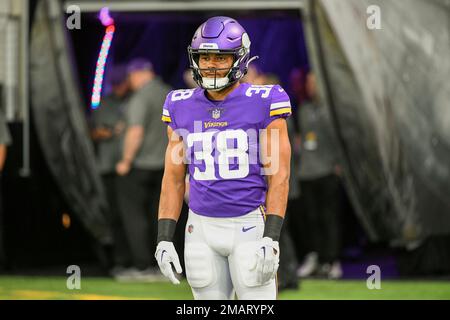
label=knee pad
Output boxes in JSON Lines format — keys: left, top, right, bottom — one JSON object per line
{"left": 184, "top": 242, "right": 216, "bottom": 288}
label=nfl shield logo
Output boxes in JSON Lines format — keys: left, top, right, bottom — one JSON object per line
{"left": 188, "top": 224, "right": 194, "bottom": 234}
{"left": 210, "top": 108, "right": 223, "bottom": 119}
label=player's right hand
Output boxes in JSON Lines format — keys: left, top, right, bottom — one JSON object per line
{"left": 155, "top": 241, "right": 183, "bottom": 285}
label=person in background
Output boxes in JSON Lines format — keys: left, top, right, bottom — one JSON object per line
{"left": 183, "top": 69, "right": 198, "bottom": 89}
{"left": 252, "top": 72, "right": 280, "bottom": 86}
{"left": 90, "top": 64, "right": 132, "bottom": 277}
{"left": 115, "top": 58, "right": 172, "bottom": 281}
{"left": 0, "top": 103, "right": 11, "bottom": 272}
{"left": 240, "top": 64, "right": 261, "bottom": 84}
{"left": 295, "top": 72, "right": 343, "bottom": 279}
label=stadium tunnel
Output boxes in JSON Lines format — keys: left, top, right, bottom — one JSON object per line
{"left": 1, "top": 0, "right": 449, "bottom": 275}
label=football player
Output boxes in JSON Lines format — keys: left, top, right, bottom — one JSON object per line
{"left": 155, "top": 16, "right": 291, "bottom": 300}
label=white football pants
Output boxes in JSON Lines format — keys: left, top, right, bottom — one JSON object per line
{"left": 184, "top": 207, "right": 277, "bottom": 300}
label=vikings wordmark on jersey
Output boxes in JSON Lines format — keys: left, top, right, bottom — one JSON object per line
{"left": 161, "top": 83, "right": 291, "bottom": 218}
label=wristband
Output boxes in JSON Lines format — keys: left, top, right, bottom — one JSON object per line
{"left": 263, "top": 214, "right": 284, "bottom": 242}
{"left": 157, "top": 218, "right": 177, "bottom": 243}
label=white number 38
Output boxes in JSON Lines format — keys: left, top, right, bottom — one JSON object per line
{"left": 187, "top": 129, "right": 249, "bottom": 180}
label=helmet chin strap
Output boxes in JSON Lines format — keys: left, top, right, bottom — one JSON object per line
{"left": 246, "top": 55, "right": 259, "bottom": 68}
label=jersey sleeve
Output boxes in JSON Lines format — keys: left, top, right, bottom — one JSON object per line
{"left": 161, "top": 91, "right": 177, "bottom": 130}
{"left": 262, "top": 85, "right": 292, "bottom": 128}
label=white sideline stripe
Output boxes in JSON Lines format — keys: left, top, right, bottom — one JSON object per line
{"left": 162, "top": 109, "right": 170, "bottom": 116}
{"left": 270, "top": 101, "right": 291, "bottom": 110}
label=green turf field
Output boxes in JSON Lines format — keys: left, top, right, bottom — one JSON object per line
{"left": 1, "top": 276, "right": 449, "bottom": 300}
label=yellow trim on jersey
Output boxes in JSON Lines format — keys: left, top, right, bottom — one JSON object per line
{"left": 259, "top": 205, "right": 267, "bottom": 221}
{"left": 161, "top": 115, "right": 172, "bottom": 123}
{"left": 270, "top": 107, "right": 292, "bottom": 117}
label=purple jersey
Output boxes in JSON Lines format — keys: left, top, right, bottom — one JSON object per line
{"left": 161, "top": 83, "right": 291, "bottom": 218}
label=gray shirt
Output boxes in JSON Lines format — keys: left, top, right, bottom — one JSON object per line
{"left": 287, "top": 117, "right": 300, "bottom": 199}
{"left": 125, "top": 77, "right": 171, "bottom": 170}
{"left": 298, "top": 100, "right": 339, "bottom": 180}
{"left": 91, "top": 95, "right": 125, "bottom": 174}
{"left": 0, "top": 110, "right": 11, "bottom": 146}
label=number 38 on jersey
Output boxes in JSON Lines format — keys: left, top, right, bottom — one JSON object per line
{"left": 186, "top": 129, "right": 250, "bottom": 181}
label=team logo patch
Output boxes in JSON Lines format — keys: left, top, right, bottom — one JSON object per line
{"left": 209, "top": 107, "right": 224, "bottom": 120}
{"left": 188, "top": 224, "right": 194, "bottom": 234}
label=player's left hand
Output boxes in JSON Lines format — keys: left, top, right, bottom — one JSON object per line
{"left": 252, "top": 237, "right": 280, "bottom": 285}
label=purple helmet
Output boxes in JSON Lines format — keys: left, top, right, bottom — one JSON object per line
{"left": 188, "top": 16, "right": 258, "bottom": 91}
